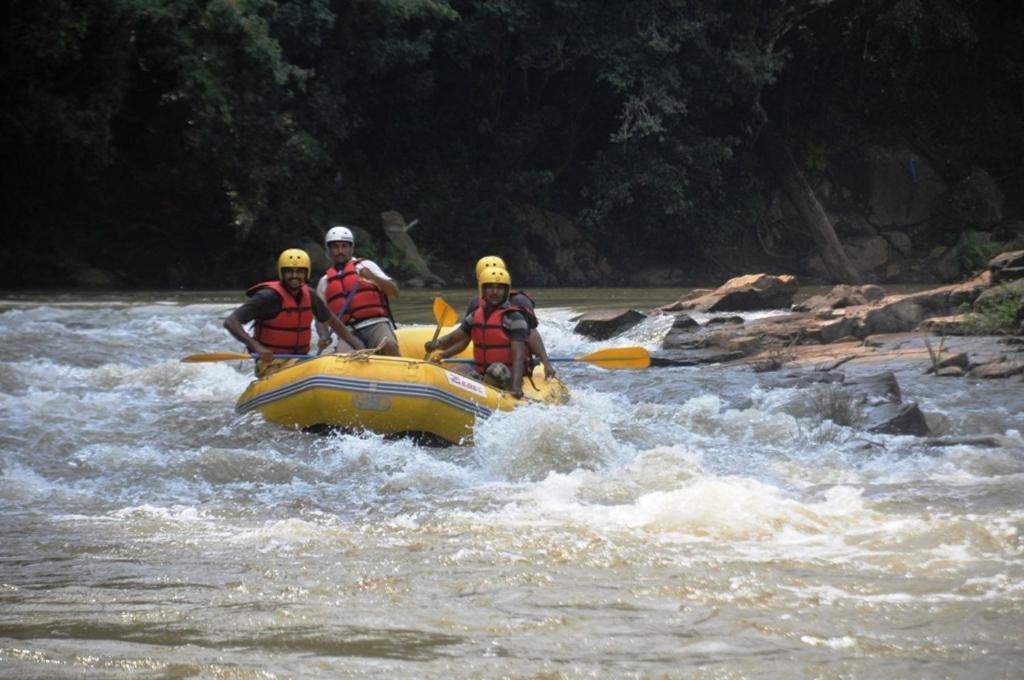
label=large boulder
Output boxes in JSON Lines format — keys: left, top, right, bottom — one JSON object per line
{"left": 843, "top": 234, "right": 892, "bottom": 276}
{"left": 934, "top": 167, "right": 1006, "bottom": 232}
{"left": 830, "top": 145, "right": 948, "bottom": 229}
{"left": 662, "top": 273, "right": 799, "bottom": 312}
{"left": 867, "top": 403, "right": 930, "bottom": 436}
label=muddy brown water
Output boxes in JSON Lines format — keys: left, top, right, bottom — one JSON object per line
{"left": 1, "top": 288, "right": 1022, "bottom": 678}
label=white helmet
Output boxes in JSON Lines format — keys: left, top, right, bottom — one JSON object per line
{"left": 324, "top": 225, "right": 354, "bottom": 247}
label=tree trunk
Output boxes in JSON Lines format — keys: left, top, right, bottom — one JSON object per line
{"left": 380, "top": 210, "right": 446, "bottom": 286}
{"left": 757, "top": 124, "right": 862, "bottom": 284}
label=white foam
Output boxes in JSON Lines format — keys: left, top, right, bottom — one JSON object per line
{"left": 800, "top": 635, "right": 857, "bottom": 649}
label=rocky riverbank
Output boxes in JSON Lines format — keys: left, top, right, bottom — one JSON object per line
{"left": 573, "top": 250, "right": 1024, "bottom": 439}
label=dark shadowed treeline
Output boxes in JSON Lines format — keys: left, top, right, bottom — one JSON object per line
{"left": 2, "top": 0, "right": 1021, "bottom": 288}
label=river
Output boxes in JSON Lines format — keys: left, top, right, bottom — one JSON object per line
{"left": 1, "top": 288, "right": 1022, "bottom": 678}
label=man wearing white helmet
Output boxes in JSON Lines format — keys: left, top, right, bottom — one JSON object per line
{"left": 316, "top": 225, "right": 400, "bottom": 356}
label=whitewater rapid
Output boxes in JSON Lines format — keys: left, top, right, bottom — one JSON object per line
{"left": 1, "top": 292, "right": 1022, "bottom": 678}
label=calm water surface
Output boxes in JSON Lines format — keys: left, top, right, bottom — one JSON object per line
{"left": 1, "top": 288, "right": 1022, "bottom": 678}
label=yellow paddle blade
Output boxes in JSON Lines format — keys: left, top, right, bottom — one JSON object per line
{"left": 433, "top": 297, "right": 460, "bottom": 326}
{"left": 180, "top": 352, "right": 252, "bottom": 363}
{"left": 574, "top": 346, "right": 650, "bottom": 369}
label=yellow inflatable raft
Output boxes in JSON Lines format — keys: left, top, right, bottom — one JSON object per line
{"left": 395, "top": 324, "right": 473, "bottom": 360}
{"left": 235, "top": 353, "right": 568, "bottom": 446}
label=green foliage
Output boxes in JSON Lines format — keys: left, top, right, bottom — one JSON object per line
{"left": 1, "top": 0, "right": 1022, "bottom": 287}
{"left": 965, "top": 290, "right": 1024, "bottom": 335}
{"left": 953, "top": 230, "right": 1001, "bottom": 275}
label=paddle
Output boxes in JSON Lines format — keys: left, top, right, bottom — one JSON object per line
{"left": 444, "top": 346, "right": 650, "bottom": 370}
{"left": 425, "top": 297, "right": 460, "bottom": 359}
{"left": 181, "top": 352, "right": 313, "bottom": 363}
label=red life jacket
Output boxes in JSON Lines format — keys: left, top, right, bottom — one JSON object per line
{"left": 470, "top": 290, "right": 539, "bottom": 328}
{"left": 246, "top": 280, "right": 314, "bottom": 354}
{"left": 323, "top": 258, "right": 390, "bottom": 325}
{"left": 471, "top": 304, "right": 531, "bottom": 374}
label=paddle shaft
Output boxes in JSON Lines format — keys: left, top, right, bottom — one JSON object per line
{"left": 424, "top": 325, "right": 445, "bottom": 360}
{"left": 443, "top": 356, "right": 597, "bottom": 364}
{"left": 442, "top": 346, "right": 649, "bottom": 370}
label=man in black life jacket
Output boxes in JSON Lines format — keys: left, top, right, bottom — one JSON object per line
{"left": 424, "top": 267, "right": 529, "bottom": 399}
{"left": 315, "top": 225, "right": 400, "bottom": 356}
{"left": 224, "top": 248, "right": 363, "bottom": 376}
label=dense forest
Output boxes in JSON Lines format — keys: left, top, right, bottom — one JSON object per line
{"left": 2, "top": 0, "right": 1022, "bottom": 289}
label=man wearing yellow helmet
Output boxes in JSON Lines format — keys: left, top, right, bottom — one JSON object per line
{"left": 425, "top": 266, "right": 530, "bottom": 398}
{"left": 443, "top": 255, "right": 556, "bottom": 379}
{"left": 224, "top": 248, "right": 364, "bottom": 375}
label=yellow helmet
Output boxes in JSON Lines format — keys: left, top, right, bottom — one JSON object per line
{"left": 476, "top": 256, "right": 508, "bottom": 295}
{"left": 475, "top": 255, "right": 507, "bottom": 279}
{"left": 478, "top": 266, "right": 511, "bottom": 290}
{"left": 277, "top": 248, "right": 311, "bottom": 281}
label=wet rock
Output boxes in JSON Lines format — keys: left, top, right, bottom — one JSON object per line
{"left": 768, "top": 371, "right": 845, "bottom": 389}
{"left": 671, "top": 314, "right": 700, "bottom": 330}
{"left": 574, "top": 309, "right": 646, "bottom": 340}
{"left": 935, "top": 366, "right": 965, "bottom": 377}
{"left": 662, "top": 332, "right": 704, "bottom": 351}
{"left": 866, "top": 402, "right": 930, "bottom": 436}
{"left": 706, "top": 315, "right": 745, "bottom": 325}
{"left": 844, "top": 371, "right": 902, "bottom": 404}
{"left": 654, "top": 268, "right": 1017, "bottom": 377}
{"left": 656, "top": 348, "right": 747, "bottom": 366}
{"left": 969, "top": 360, "right": 1024, "bottom": 379}
{"left": 648, "top": 355, "right": 695, "bottom": 367}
